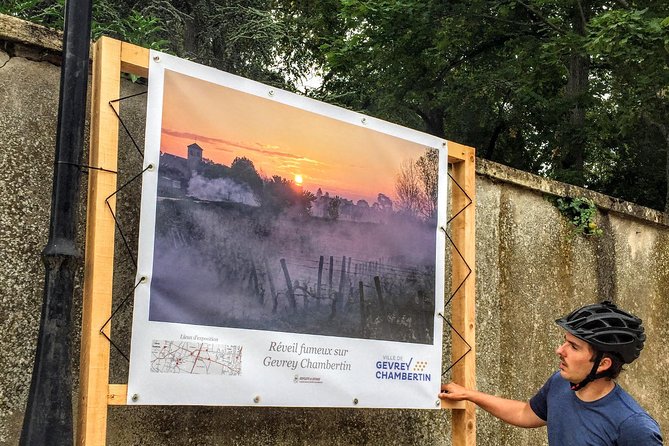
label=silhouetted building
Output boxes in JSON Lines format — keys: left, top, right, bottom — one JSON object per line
{"left": 158, "top": 142, "right": 204, "bottom": 196}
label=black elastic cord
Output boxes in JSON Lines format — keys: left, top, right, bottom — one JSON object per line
{"left": 439, "top": 170, "right": 475, "bottom": 377}
{"left": 105, "top": 164, "right": 152, "bottom": 269}
{"left": 109, "top": 91, "right": 147, "bottom": 158}
{"left": 97, "top": 90, "right": 149, "bottom": 362}
{"left": 446, "top": 170, "right": 473, "bottom": 225}
{"left": 439, "top": 312, "right": 473, "bottom": 376}
{"left": 100, "top": 277, "right": 145, "bottom": 362}
{"left": 56, "top": 161, "right": 117, "bottom": 174}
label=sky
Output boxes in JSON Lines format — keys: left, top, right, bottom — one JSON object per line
{"left": 159, "top": 69, "right": 435, "bottom": 204}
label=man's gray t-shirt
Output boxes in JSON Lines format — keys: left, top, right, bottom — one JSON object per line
{"left": 529, "top": 372, "right": 663, "bottom": 445}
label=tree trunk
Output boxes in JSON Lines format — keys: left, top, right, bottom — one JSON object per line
{"left": 644, "top": 118, "right": 669, "bottom": 213}
{"left": 660, "top": 124, "right": 669, "bottom": 214}
{"left": 560, "top": 2, "right": 591, "bottom": 184}
{"left": 485, "top": 121, "right": 506, "bottom": 160}
{"left": 665, "top": 132, "right": 669, "bottom": 214}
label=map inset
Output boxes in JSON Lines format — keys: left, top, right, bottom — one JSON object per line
{"left": 151, "top": 340, "right": 242, "bottom": 375}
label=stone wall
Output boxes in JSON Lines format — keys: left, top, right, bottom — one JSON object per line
{"left": 1, "top": 15, "right": 667, "bottom": 445}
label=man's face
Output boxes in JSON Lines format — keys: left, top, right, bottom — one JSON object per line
{"left": 556, "top": 331, "right": 595, "bottom": 383}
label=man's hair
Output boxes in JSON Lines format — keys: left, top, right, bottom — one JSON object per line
{"left": 590, "top": 349, "right": 625, "bottom": 379}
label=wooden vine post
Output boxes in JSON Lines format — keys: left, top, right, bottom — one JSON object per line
{"left": 442, "top": 142, "right": 477, "bottom": 446}
{"left": 77, "top": 37, "right": 476, "bottom": 446}
{"left": 77, "top": 37, "right": 147, "bottom": 446}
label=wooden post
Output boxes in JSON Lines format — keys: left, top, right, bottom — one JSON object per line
{"left": 264, "top": 259, "right": 278, "bottom": 313}
{"left": 328, "top": 255, "right": 334, "bottom": 298}
{"left": 358, "top": 281, "right": 366, "bottom": 338}
{"left": 249, "top": 261, "right": 260, "bottom": 304}
{"left": 445, "top": 142, "right": 476, "bottom": 446}
{"left": 77, "top": 38, "right": 148, "bottom": 446}
{"left": 280, "top": 258, "right": 297, "bottom": 310}
{"left": 317, "top": 255, "right": 324, "bottom": 300}
{"left": 338, "top": 255, "right": 347, "bottom": 309}
{"left": 77, "top": 37, "right": 121, "bottom": 446}
{"left": 373, "top": 276, "right": 385, "bottom": 310}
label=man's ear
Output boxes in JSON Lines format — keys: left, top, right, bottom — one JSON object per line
{"left": 597, "top": 355, "right": 612, "bottom": 373}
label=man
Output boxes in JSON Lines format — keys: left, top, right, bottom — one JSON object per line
{"left": 439, "top": 301, "right": 663, "bottom": 445}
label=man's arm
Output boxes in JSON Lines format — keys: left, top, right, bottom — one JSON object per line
{"left": 618, "top": 413, "right": 663, "bottom": 446}
{"left": 440, "top": 382, "right": 546, "bottom": 428}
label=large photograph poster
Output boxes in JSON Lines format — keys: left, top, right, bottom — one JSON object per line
{"left": 127, "top": 50, "right": 449, "bottom": 408}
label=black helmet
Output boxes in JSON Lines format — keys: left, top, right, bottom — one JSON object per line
{"left": 556, "top": 300, "right": 645, "bottom": 364}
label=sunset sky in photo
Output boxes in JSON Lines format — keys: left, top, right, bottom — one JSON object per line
{"left": 160, "top": 69, "right": 436, "bottom": 203}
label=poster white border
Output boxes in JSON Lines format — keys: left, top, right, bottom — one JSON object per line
{"left": 127, "top": 50, "right": 449, "bottom": 408}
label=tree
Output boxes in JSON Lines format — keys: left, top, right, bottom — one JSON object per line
{"left": 11, "top": 0, "right": 668, "bottom": 210}
{"left": 230, "top": 156, "right": 263, "bottom": 195}
{"left": 395, "top": 148, "right": 439, "bottom": 220}
{"left": 326, "top": 196, "right": 341, "bottom": 220}
{"left": 395, "top": 159, "right": 424, "bottom": 218}
{"left": 281, "top": 0, "right": 669, "bottom": 211}
{"left": 375, "top": 193, "right": 393, "bottom": 211}
{"left": 260, "top": 174, "right": 314, "bottom": 216}
{"left": 416, "top": 148, "right": 439, "bottom": 219}
{"left": 584, "top": 8, "right": 669, "bottom": 211}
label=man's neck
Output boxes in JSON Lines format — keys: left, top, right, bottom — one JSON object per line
{"left": 575, "top": 378, "right": 616, "bottom": 402}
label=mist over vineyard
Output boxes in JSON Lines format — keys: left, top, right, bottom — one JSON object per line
{"left": 149, "top": 149, "right": 439, "bottom": 344}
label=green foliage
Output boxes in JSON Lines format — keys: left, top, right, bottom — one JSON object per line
{"left": 1, "top": 0, "right": 169, "bottom": 51}
{"left": 554, "top": 197, "right": 603, "bottom": 237}
{"left": 100, "top": 9, "right": 169, "bottom": 50}
{"left": 0, "top": 0, "right": 42, "bottom": 18}
{"left": 261, "top": 175, "right": 310, "bottom": 215}
{"left": 200, "top": 158, "right": 231, "bottom": 179}
{"left": 230, "top": 156, "right": 263, "bottom": 195}
{"left": 326, "top": 196, "right": 341, "bottom": 221}
{"left": 280, "top": 0, "right": 669, "bottom": 212}
{"left": 3, "top": 0, "right": 668, "bottom": 211}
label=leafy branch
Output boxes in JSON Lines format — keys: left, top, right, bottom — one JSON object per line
{"left": 553, "top": 196, "right": 603, "bottom": 237}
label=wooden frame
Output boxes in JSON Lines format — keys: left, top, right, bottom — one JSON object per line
{"left": 443, "top": 143, "right": 477, "bottom": 446}
{"left": 78, "top": 37, "right": 476, "bottom": 446}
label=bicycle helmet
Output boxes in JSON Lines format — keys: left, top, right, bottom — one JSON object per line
{"left": 556, "top": 300, "right": 645, "bottom": 390}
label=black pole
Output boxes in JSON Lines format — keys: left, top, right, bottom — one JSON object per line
{"left": 20, "top": 0, "right": 92, "bottom": 444}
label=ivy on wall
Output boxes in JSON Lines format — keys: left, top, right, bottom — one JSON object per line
{"left": 553, "top": 196, "right": 603, "bottom": 237}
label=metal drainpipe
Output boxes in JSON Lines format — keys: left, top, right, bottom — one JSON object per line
{"left": 19, "top": 0, "right": 93, "bottom": 444}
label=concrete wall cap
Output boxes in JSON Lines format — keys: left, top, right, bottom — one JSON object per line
{"left": 476, "top": 158, "right": 669, "bottom": 228}
{"left": 0, "top": 13, "right": 62, "bottom": 52}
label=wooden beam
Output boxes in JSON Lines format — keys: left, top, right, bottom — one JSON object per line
{"left": 77, "top": 37, "right": 122, "bottom": 446}
{"left": 448, "top": 143, "right": 470, "bottom": 164}
{"left": 120, "top": 41, "right": 149, "bottom": 78}
{"left": 440, "top": 399, "right": 467, "bottom": 410}
{"left": 108, "top": 384, "right": 128, "bottom": 406}
{"left": 447, "top": 141, "right": 477, "bottom": 446}
{"left": 76, "top": 38, "right": 475, "bottom": 443}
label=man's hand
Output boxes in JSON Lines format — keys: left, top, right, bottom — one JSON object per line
{"left": 439, "top": 382, "right": 469, "bottom": 401}
{"left": 437, "top": 381, "right": 546, "bottom": 428}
